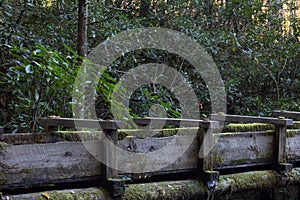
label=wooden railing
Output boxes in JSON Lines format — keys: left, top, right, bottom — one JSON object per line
{"left": 1, "top": 111, "right": 300, "bottom": 198}
{"left": 40, "top": 117, "right": 218, "bottom": 197}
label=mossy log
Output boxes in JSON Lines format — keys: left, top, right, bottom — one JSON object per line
{"left": 8, "top": 168, "right": 300, "bottom": 200}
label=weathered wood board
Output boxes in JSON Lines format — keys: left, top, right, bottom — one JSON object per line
{"left": 273, "top": 110, "right": 300, "bottom": 120}
{"left": 286, "top": 130, "right": 300, "bottom": 161}
{"left": 117, "top": 135, "right": 199, "bottom": 175}
{"left": 0, "top": 141, "right": 102, "bottom": 189}
{"left": 209, "top": 131, "right": 274, "bottom": 168}
{"left": 1, "top": 128, "right": 300, "bottom": 189}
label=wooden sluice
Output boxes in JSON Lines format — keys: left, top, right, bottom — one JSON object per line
{"left": 1, "top": 110, "right": 300, "bottom": 199}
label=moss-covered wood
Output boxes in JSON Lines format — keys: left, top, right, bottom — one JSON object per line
{"left": 1, "top": 127, "right": 300, "bottom": 189}
{"left": 9, "top": 169, "right": 300, "bottom": 200}
{"left": 8, "top": 188, "right": 111, "bottom": 200}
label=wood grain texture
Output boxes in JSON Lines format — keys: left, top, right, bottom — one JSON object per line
{"left": 286, "top": 130, "right": 300, "bottom": 161}
{"left": 208, "top": 131, "right": 274, "bottom": 169}
{"left": 2, "top": 128, "right": 300, "bottom": 188}
{"left": 40, "top": 117, "right": 219, "bottom": 131}
{"left": 0, "top": 141, "right": 102, "bottom": 189}
{"left": 273, "top": 110, "right": 300, "bottom": 119}
{"left": 118, "top": 135, "right": 199, "bottom": 175}
{"left": 210, "top": 114, "right": 293, "bottom": 125}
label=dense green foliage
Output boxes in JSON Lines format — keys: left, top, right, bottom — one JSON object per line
{"left": 0, "top": 0, "right": 300, "bottom": 132}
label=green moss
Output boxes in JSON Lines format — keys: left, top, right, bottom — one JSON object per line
{"left": 218, "top": 170, "right": 280, "bottom": 194}
{"left": 51, "top": 131, "right": 103, "bottom": 141}
{"left": 0, "top": 142, "right": 7, "bottom": 151}
{"left": 210, "top": 150, "right": 224, "bottom": 168}
{"left": 11, "top": 188, "right": 110, "bottom": 200}
{"left": 125, "top": 180, "right": 206, "bottom": 200}
{"left": 286, "top": 129, "right": 299, "bottom": 138}
{"left": 290, "top": 121, "right": 300, "bottom": 129}
{"left": 118, "top": 127, "right": 199, "bottom": 140}
{"left": 224, "top": 123, "right": 275, "bottom": 133}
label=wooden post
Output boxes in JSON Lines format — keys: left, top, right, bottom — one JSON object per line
{"left": 274, "top": 123, "right": 293, "bottom": 172}
{"left": 102, "top": 129, "right": 119, "bottom": 179}
{"left": 102, "top": 128, "right": 125, "bottom": 198}
{"left": 274, "top": 124, "right": 286, "bottom": 164}
{"left": 199, "top": 122, "right": 219, "bottom": 184}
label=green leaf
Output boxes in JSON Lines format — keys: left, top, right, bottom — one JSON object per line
{"left": 35, "top": 89, "right": 40, "bottom": 102}
{"left": 25, "top": 65, "right": 31, "bottom": 74}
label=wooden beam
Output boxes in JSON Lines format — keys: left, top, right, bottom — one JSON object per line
{"left": 133, "top": 118, "right": 219, "bottom": 129}
{"left": 210, "top": 114, "right": 293, "bottom": 125}
{"left": 40, "top": 117, "right": 219, "bottom": 131}
{"left": 273, "top": 110, "right": 300, "bottom": 119}
{"left": 39, "top": 118, "right": 123, "bottom": 130}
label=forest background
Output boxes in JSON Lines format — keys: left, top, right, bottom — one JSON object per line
{"left": 0, "top": 0, "right": 299, "bottom": 133}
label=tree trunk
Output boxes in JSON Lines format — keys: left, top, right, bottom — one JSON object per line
{"left": 78, "top": 0, "right": 88, "bottom": 57}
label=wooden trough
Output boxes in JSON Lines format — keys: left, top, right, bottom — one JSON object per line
{"left": 1, "top": 111, "right": 300, "bottom": 199}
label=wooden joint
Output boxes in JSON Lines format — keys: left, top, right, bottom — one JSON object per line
{"left": 275, "top": 163, "right": 293, "bottom": 173}
{"left": 106, "top": 178, "right": 126, "bottom": 197}
{"left": 273, "top": 110, "right": 300, "bottom": 120}
{"left": 202, "top": 170, "right": 219, "bottom": 189}
{"left": 203, "top": 170, "right": 219, "bottom": 182}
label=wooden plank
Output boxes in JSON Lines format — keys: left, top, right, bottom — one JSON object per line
{"left": 0, "top": 141, "right": 102, "bottom": 189}
{"left": 40, "top": 117, "right": 219, "bottom": 131}
{"left": 210, "top": 114, "right": 293, "bottom": 125}
{"left": 210, "top": 131, "right": 274, "bottom": 169}
{"left": 133, "top": 118, "right": 219, "bottom": 129}
{"left": 40, "top": 118, "right": 123, "bottom": 130}
{"left": 273, "top": 110, "right": 300, "bottom": 119}
{"left": 286, "top": 130, "right": 300, "bottom": 162}
{"left": 117, "top": 135, "right": 199, "bottom": 175}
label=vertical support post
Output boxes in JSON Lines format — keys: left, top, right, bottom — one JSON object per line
{"left": 198, "top": 126, "right": 212, "bottom": 171}
{"left": 41, "top": 122, "right": 49, "bottom": 133}
{"left": 0, "top": 126, "right": 3, "bottom": 135}
{"left": 274, "top": 124, "right": 286, "bottom": 164}
{"left": 198, "top": 122, "right": 219, "bottom": 185}
{"left": 274, "top": 124, "right": 292, "bottom": 172}
{"left": 102, "top": 128, "right": 125, "bottom": 198}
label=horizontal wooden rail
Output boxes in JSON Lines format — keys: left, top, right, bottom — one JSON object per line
{"left": 40, "top": 118, "right": 123, "bottom": 130}
{"left": 210, "top": 114, "right": 293, "bottom": 125}
{"left": 40, "top": 117, "right": 219, "bottom": 131}
{"left": 133, "top": 117, "right": 219, "bottom": 129}
{"left": 273, "top": 110, "right": 300, "bottom": 119}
